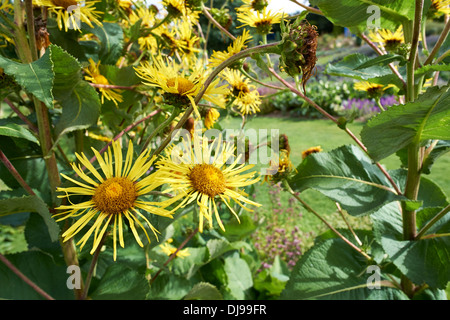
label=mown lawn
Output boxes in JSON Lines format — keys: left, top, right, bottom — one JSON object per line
{"left": 218, "top": 115, "right": 450, "bottom": 252}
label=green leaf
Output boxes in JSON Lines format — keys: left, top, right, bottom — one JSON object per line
{"left": 288, "top": 144, "right": 404, "bottom": 216}
{"left": 89, "top": 263, "right": 149, "bottom": 299}
{"left": 317, "top": 0, "right": 413, "bottom": 34}
{"left": 82, "top": 22, "right": 124, "bottom": 65}
{"left": 183, "top": 282, "right": 223, "bottom": 300}
{"left": 280, "top": 237, "right": 408, "bottom": 300}
{"left": 224, "top": 252, "right": 253, "bottom": 299}
{"left": 355, "top": 53, "right": 406, "bottom": 70}
{"left": 325, "top": 53, "right": 394, "bottom": 81}
{"left": 0, "top": 52, "right": 54, "bottom": 108}
{"left": 422, "top": 140, "right": 450, "bottom": 174}
{"left": 48, "top": 45, "right": 101, "bottom": 137}
{"left": 54, "top": 81, "right": 101, "bottom": 137}
{"left": 372, "top": 202, "right": 450, "bottom": 289}
{"left": 414, "top": 64, "right": 450, "bottom": 78}
{"left": 0, "top": 251, "right": 74, "bottom": 300}
{"left": 0, "top": 123, "right": 38, "bottom": 144}
{"left": 0, "top": 195, "right": 59, "bottom": 242}
{"left": 361, "top": 85, "right": 450, "bottom": 161}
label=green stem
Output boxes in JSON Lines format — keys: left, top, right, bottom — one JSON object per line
{"left": 25, "top": 0, "right": 38, "bottom": 61}
{"left": 12, "top": 0, "right": 32, "bottom": 63}
{"left": 375, "top": 98, "right": 385, "bottom": 112}
{"left": 283, "top": 180, "right": 371, "bottom": 260}
{"left": 416, "top": 204, "right": 450, "bottom": 239}
{"left": 424, "top": 18, "right": 450, "bottom": 65}
{"left": 144, "top": 107, "right": 181, "bottom": 156}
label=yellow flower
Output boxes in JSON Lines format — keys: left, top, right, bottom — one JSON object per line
{"left": 302, "top": 146, "right": 323, "bottom": 159}
{"left": 134, "top": 55, "right": 228, "bottom": 117}
{"left": 430, "top": 0, "right": 450, "bottom": 17}
{"left": 154, "top": 133, "right": 261, "bottom": 233}
{"left": 263, "top": 149, "right": 295, "bottom": 183}
{"left": 0, "top": 0, "right": 13, "bottom": 12}
{"left": 354, "top": 81, "right": 394, "bottom": 98}
{"left": 159, "top": 241, "right": 190, "bottom": 258}
{"left": 221, "top": 68, "right": 262, "bottom": 115}
{"left": 33, "top": 0, "right": 102, "bottom": 32}
{"left": 368, "top": 26, "right": 404, "bottom": 52}
{"left": 204, "top": 108, "right": 221, "bottom": 129}
{"left": 236, "top": 7, "right": 284, "bottom": 34}
{"left": 54, "top": 140, "right": 173, "bottom": 261}
{"left": 84, "top": 59, "right": 123, "bottom": 106}
{"left": 208, "top": 29, "right": 253, "bottom": 68}
{"left": 176, "top": 20, "right": 201, "bottom": 64}
{"left": 237, "top": 0, "right": 269, "bottom": 12}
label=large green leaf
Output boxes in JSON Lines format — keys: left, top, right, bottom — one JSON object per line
{"left": 288, "top": 144, "right": 404, "bottom": 216}
{"left": 82, "top": 22, "right": 124, "bottom": 65}
{"left": 223, "top": 251, "right": 253, "bottom": 299}
{"left": 53, "top": 81, "right": 101, "bottom": 137}
{"left": 89, "top": 263, "right": 149, "bottom": 299}
{"left": 280, "top": 237, "right": 408, "bottom": 300}
{"left": 183, "top": 282, "right": 223, "bottom": 300}
{"left": 0, "top": 52, "right": 54, "bottom": 108}
{"left": 49, "top": 45, "right": 101, "bottom": 137}
{"left": 0, "top": 195, "right": 59, "bottom": 242}
{"left": 317, "top": 0, "right": 413, "bottom": 34}
{"left": 372, "top": 202, "right": 450, "bottom": 290}
{"left": 0, "top": 123, "right": 39, "bottom": 144}
{"left": 0, "top": 251, "right": 74, "bottom": 300}
{"left": 361, "top": 85, "right": 450, "bottom": 162}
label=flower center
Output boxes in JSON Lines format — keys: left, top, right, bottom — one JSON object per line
{"left": 52, "top": 0, "right": 78, "bottom": 9}
{"left": 93, "top": 177, "right": 137, "bottom": 215}
{"left": 166, "top": 77, "right": 195, "bottom": 95}
{"left": 189, "top": 164, "right": 226, "bottom": 197}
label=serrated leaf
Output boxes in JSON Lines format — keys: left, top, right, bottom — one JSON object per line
{"left": 54, "top": 81, "right": 101, "bottom": 136}
{"left": 288, "top": 144, "right": 404, "bottom": 216}
{"left": 82, "top": 22, "right": 124, "bottom": 65}
{"left": 0, "top": 123, "right": 39, "bottom": 144}
{"left": 317, "top": 0, "right": 413, "bottom": 34}
{"left": 372, "top": 202, "right": 450, "bottom": 289}
{"left": 361, "top": 85, "right": 450, "bottom": 162}
{"left": 0, "top": 52, "right": 54, "bottom": 108}
{"left": 325, "top": 53, "right": 393, "bottom": 81}
{"left": 224, "top": 252, "right": 253, "bottom": 299}
{"left": 89, "top": 263, "right": 149, "bottom": 299}
{"left": 0, "top": 195, "right": 59, "bottom": 242}
{"left": 414, "top": 64, "right": 450, "bottom": 77}
{"left": 355, "top": 53, "right": 406, "bottom": 70}
{"left": 281, "top": 237, "right": 408, "bottom": 300}
{"left": 184, "top": 282, "right": 223, "bottom": 300}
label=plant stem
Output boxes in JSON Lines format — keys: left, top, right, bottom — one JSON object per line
{"left": 269, "top": 67, "right": 403, "bottom": 195}
{"left": 150, "top": 228, "right": 199, "bottom": 285}
{"left": 25, "top": 0, "right": 38, "bottom": 61}
{"left": 81, "top": 233, "right": 108, "bottom": 300}
{"left": 283, "top": 180, "right": 371, "bottom": 260}
{"left": 202, "top": 5, "right": 236, "bottom": 41}
{"left": 416, "top": 203, "right": 450, "bottom": 239}
{"left": 144, "top": 107, "right": 181, "bottom": 156}
{"left": 424, "top": 18, "right": 450, "bottom": 65}
{"left": 0, "top": 253, "right": 55, "bottom": 300}
{"left": 0, "top": 149, "right": 36, "bottom": 196}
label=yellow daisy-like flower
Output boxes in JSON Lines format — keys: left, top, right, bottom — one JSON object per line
{"left": 125, "top": 5, "right": 156, "bottom": 28}
{"left": 54, "top": 140, "right": 174, "bottom": 261}
{"left": 33, "top": 0, "right": 102, "bottom": 32}
{"left": 84, "top": 58, "right": 123, "bottom": 106}
{"left": 0, "top": 0, "right": 13, "bottom": 13}
{"left": 263, "top": 149, "right": 295, "bottom": 184}
{"left": 176, "top": 20, "right": 201, "bottom": 65}
{"left": 354, "top": 81, "right": 395, "bottom": 99}
{"left": 221, "top": 68, "right": 262, "bottom": 115}
{"left": 154, "top": 133, "right": 261, "bottom": 233}
{"left": 208, "top": 29, "right": 253, "bottom": 68}
{"left": 237, "top": 0, "right": 269, "bottom": 12}
{"left": 159, "top": 239, "right": 190, "bottom": 258}
{"left": 134, "top": 55, "right": 228, "bottom": 117}
{"left": 204, "top": 108, "right": 221, "bottom": 129}
{"left": 368, "top": 26, "right": 404, "bottom": 52}
{"left": 236, "top": 7, "right": 284, "bottom": 35}
{"left": 430, "top": 0, "right": 450, "bottom": 16}
{"left": 302, "top": 146, "right": 323, "bottom": 159}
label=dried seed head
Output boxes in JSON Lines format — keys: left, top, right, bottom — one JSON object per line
{"left": 279, "top": 19, "right": 318, "bottom": 92}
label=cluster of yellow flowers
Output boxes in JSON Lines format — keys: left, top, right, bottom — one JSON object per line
{"left": 28, "top": 0, "right": 291, "bottom": 260}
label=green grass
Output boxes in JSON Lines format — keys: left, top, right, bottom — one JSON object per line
{"left": 218, "top": 115, "right": 450, "bottom": 252}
